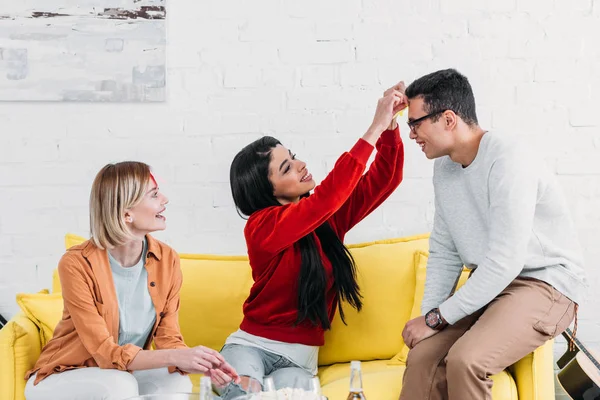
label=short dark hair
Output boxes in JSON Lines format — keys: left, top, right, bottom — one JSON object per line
{"left": 406, "top": 68, "right": 478, "bottom": 126}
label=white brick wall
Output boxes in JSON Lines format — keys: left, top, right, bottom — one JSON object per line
{"left": 1, "top": 0, "right": 598, "bottom": 395}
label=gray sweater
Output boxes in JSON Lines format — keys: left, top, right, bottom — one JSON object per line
{"left": 422, "top": 131, "right": 587, "bottom": 324}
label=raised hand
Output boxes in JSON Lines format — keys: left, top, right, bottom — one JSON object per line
{"left": 371, "top": 90, "right": 406, "bottom": 133}
{"left": 363, "top": 83, "right": 408, "bottom": 145}
{"left": 385, "top": 81, "right": 408, "bottom": 113}
{"left": 384, "top": 81, "right": 408, "bottom": 129}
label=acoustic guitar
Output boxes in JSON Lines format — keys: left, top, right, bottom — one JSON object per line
{"left": 557, "top": 328, "right": 600, "bottom": 399}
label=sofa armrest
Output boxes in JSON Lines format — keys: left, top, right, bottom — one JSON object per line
{"left": 508, "top": 339, "right": 555, "bottom": 400}
{"left": 0, "top": 312, "right": 43, "bottom": 400}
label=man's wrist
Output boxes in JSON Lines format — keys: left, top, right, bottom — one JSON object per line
{"left": 439, "top": 310, "right": 448, "bottom": 327}
{"left": 425, "top": 308, "right": 448, "bottom": 330}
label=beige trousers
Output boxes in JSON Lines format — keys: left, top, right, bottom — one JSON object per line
{"left": 400, "top": 277, "right": 576, "bottom": 400}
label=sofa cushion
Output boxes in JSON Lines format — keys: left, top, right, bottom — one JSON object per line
{"left": 178, "top": 255, "right": 253, "bottom": 352}
{"left": 389, "top": 251, "right": 473, "bottom": 365}
{"left": 0, "top": 312, "right": 43, "bottom": 400}
{"left": 409, "top": 251, "right": 429, "bottom": 320}
{"left": 409, "top": 252, "right": 471, "bottom": 321}
{"left": 64, "top": 233, "right": 84, "bottom": 251}
{"left": 319, "top": 360, "right": 518, "bottom": 400}
{"left": 320, "top": 236, "right": 429, "bottom": 366}
{"left": 16, "top": 290, "right": 63, "bottom": 348}
{"left": 389, "top": 250, "right": 429, "bottom": 365}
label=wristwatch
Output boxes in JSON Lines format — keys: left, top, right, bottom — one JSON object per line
{"left": 425, "top": 308, "right": 448, "bottom": 330}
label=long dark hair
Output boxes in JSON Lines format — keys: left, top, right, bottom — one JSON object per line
{"left": 230, "top": 136, "right": 362, "bottom": 329}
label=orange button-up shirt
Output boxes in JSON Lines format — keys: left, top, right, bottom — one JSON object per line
{"left": 26, "top": 235, "right": 188, "bottom": 385}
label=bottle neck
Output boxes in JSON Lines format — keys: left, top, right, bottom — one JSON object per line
{"left": 349, "top": 367, "right": 363, "bottom": 392}
{"left": 310, "top": 377, "right": 322, "bottom": 395}
{"left": 200, "top": 379, "right": 212, "bottom": 400}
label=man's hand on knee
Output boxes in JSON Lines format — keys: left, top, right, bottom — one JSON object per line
{"left": 402, "top": 316, "right": 438, "bottom": 349}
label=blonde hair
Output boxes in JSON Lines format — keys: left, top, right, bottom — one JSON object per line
{"left": 89, "top": 162, "right": 152, "bottom": 250}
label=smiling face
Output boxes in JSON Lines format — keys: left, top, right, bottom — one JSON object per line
{"left": 268, "top": 144, "right": 315, "bottom": 204}
{"left": 407, "top": 96, "right": 455, "bottom": 160}
{"left": 125, "top": 177, "right": 169, "bottom": 235}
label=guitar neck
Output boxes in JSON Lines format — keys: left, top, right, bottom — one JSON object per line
{"left": 563, "top": 328, "right": 600, "bottom": 372}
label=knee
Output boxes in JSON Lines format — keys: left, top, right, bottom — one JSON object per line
{"left": 24, "top": 376, "right": 39, "bottom": 400}
{"left": 269, "top": 368, "right": 312, "bottom": 390}
{"left": 161, "top": 373, "right": 193, "bottom": 393}
{"left": 406, "top": 341, "right": 442, "bottom": 369}
{"left": 135, "top": 368, "right": 193, "bottom": 395}
{"left": 102, "top": 371, "right": 139, "bottom": 399}
{"left": 219, "top": 376, "right": 262, "bottom": 400}
{"left": 445, "top": 346, "right": 481, "bottom": 375}
{"left": 239, "top": 376, "right": 262, "bottom": 391}
{"left": 174, "top": 374, "right": 193, "bottom": 392}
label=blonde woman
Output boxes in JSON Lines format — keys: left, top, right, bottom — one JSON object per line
{"left": 25, "top": 162, "right": 239, "bottom": 400}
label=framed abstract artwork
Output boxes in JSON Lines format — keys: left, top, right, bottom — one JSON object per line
{"left": 0, "top": 0, "right": 166, "bottom": 102}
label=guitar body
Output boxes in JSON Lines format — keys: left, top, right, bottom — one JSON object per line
{"left": 558, "top": 352, "right": 600, "bottom": 400}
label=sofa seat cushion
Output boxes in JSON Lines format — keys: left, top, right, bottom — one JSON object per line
{"left": 319, "top": 360, "right": 518, "bottom": 400}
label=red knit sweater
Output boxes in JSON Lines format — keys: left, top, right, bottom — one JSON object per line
{"left": 240, "top": 128, "right": 404, "bottom": 345}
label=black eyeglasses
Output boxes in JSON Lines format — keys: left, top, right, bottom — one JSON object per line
{"left": 407, "top": 110, "right": 446, "bottom": 132}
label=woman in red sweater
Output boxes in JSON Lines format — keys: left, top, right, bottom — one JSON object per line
{"left": 219, "top": 83, "right": 407, "bottom": 398}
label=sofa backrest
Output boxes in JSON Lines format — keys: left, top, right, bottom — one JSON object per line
{"left": 56, "top": 233, "right": 430, "bottom": 366}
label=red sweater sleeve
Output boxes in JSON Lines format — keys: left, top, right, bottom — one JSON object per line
{"left": 330, "top": 127, "right": 404, "bottom": 236}
{"left": 245, "top": 139, "right": 374, "bottom": 255}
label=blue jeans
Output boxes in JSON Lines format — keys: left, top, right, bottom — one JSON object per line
{"left": 218, "top": 344, "right": 314, "bottom": 399}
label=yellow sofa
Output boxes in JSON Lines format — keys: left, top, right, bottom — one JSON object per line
{"left": 0, "top": 233, "right": 555, "bottom": 400}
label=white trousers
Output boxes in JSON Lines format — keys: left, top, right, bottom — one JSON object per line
{"left": 25, "top": 367, "right": 193, "bottom": 400}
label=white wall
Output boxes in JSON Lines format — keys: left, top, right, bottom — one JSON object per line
{"left": 1, "top": 0, "right": 598, "bottom": 393}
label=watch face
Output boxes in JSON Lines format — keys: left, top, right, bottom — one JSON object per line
{"left": 426, "top": 310, "right": 440, "bottom": 328}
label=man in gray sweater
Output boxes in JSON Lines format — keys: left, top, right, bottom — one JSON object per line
{"left": 399, "top": 69, "right": 587, "bottom": 400}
